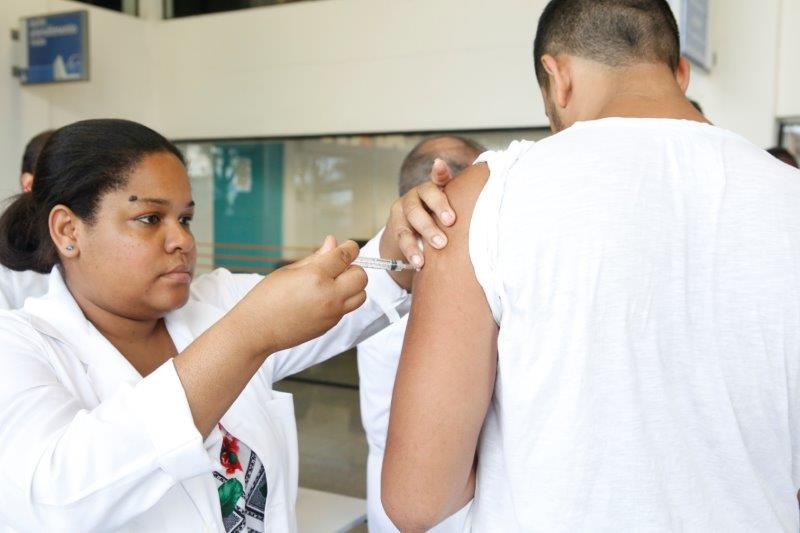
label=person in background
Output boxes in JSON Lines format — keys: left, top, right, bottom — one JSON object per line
{"left": 19, "top": 130, "right": 54, "bottom": 193}
{"left": 0, "top": 118, "right": 457, "bottom": 531}
{"left": 357, "top": 135, "right": 484, "bottom": 532}
{"left": 0, "top": 130, "right": 54, "bottom": 309}
{"left": 383, "top": 0, "right": 800, "bottom": 530}
{"left": 767, "top": 146, "right": 799, "bottom": 168}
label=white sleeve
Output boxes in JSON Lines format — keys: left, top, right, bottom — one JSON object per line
{"left": 190, "top": 268, "right": 263, "bottom": 310}
{"left": 0, "top": 316, "right": 214, "bottom": 531}
{"left": 470, "top": 140, "right": 536, "bottom": 324}
{"left": 268, "top": 230, "right": 411, "bottom": 382}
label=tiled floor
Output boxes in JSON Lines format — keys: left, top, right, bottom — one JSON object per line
{"left": 275, "top": 349, "right": 371, "bottom": 531}
{"left": 274, "top": 348, "right": 370, "bottom": 514}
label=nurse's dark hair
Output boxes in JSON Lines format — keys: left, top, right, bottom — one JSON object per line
{"left": 0, "top": 119, "right": 184, "bottom": 274}
{"left": 533, "top": 0, "right": 681, "bottom": 88}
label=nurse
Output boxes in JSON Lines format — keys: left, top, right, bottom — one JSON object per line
{"left": 0, "top": 119, "right": 453, "bottom": 532}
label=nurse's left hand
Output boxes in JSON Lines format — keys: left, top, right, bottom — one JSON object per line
{"left": 380, "top": 158, "right": 458, "bottom": 288}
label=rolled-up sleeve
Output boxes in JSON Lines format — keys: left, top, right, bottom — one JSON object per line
{"left": 127, "top": 361, "right": 212, "bottom": 481}
{"left": 0, "top": 315, "right": 213, "bottom": 531}
{"left": 269, "top": 229, "right": 411, "bottom": 382}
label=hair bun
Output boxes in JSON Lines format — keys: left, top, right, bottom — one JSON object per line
{"left": 0, "top": 192, "right": 54, "bottom": 273}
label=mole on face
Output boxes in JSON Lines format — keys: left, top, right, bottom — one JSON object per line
{"left": 129, "top": 195, "right": 138, "bottom": 202}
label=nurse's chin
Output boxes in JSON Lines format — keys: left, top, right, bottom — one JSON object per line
{"left": 150, "top": 286, "right": 192, "bottom": 314}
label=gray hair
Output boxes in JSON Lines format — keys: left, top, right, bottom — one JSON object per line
{"left": 398, "top": 135, "right": 486, "bottom": 196}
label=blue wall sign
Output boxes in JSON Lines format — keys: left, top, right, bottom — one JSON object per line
{"left": 681, "top": 0, "right": 710, "bottom": 71}
{"left": 22, "top": 11, "right": 89, "bottom": 85}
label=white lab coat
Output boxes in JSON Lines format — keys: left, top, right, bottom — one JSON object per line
{"left": 0, "top": 264, "right": 48, "bottom": 309}
{"left": 0, "top": 239, "right": 409, "bottom": 532}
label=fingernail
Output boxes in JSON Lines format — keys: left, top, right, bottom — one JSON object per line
{"left": 432, "top": 235, "right": 446, "bottom": 248}
{"left": 412, "top": 255, "right": 423, "bottom": 268}
{"left": 441, "top": 211, "right": 455, "bottom": 225}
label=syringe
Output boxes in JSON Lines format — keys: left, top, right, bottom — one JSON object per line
{"left": 352, "top": 257, "right": 414, "bottom": 272}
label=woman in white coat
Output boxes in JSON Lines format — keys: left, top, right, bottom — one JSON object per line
{"left": 0, "top": 119, "right": 454, "bottom": 532}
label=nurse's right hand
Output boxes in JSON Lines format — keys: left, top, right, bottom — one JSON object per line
{"left": 176, "top": 236, "right": 367, "bottom": 437}
{"left": 231, "top": 236, "right": 368, "bottom": 355}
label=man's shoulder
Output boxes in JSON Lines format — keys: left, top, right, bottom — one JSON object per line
{"left": 443, "top": 162, "right": 491, "bottom": 225}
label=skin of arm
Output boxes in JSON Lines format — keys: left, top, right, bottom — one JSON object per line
{"left": 175, "top": 239, "right": 367, "bottom": 437}
{"left": 381, "top": 163, "right": 499, "bottom": 532}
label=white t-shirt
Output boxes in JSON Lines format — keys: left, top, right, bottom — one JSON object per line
{"left": 469, "top": 119, "right": 800, "bottom": 532}
{"left": 0, "top": 265, "right": 48, "bottom": 310}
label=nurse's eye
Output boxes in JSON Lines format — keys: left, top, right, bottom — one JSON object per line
{"left": 179, "top": 215, "right": 193, "bottom": 227}
{"left": 136, "top": 214, "right": 161, "bottom": 225}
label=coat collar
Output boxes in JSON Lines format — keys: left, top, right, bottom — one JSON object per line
{"left": 22, "top": 269, "right": 233, "bottom": 530}
{"left": 24, "top": 265, "right": 227, "bottom": 344}
{"left": 23, "top": 268, "right": 144, "bottom": 397}
{"left": 21, "top": 269, "right": 302, "bottom": 530}
{"left": 24, "top": 268, "right": 96, "bottom": 354}
{"left": 22, "top": 268, "right": 227, "bottom": 397}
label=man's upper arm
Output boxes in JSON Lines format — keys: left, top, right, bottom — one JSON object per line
{"left": 382, "top": 163, "right": 499, "bottom": 530}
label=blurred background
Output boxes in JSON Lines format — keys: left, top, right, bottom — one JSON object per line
{"left": 2, "top": 0, "right": 799, "bottom": 529}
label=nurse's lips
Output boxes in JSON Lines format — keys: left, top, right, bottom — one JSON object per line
{"left": 162, "top": 264, "right": 193, "bottom": 284}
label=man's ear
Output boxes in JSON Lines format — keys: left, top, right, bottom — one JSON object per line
{"left": 676, "top": 56, "right": 691, "bottom": 93}
{"left": 540, "top": 54, "right": 572, "bottom": 109}
{"left": 49, "top": 204, "right": 81, "bottom": 259}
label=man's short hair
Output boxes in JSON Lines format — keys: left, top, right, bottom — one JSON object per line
{"left": 21, "top": 130, "right": 55, "bottom": 174}
{"left": 399, "top": 135, "right": 485, "bottom": 196}
{"left": 533, "top": 0, "right": 681, "bottom": 87}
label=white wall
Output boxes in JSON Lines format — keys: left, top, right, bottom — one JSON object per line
{"left": 154, "top": 0, "right": 546, "bottom": 140}
{"left": 777, "top": 0, "right": 800, "bottom": 120}
{"left": 683, "top": 0, "right": 783, "bottom": 148}
{"left": 155, "top": 0, "right": 794, "bottom": 148}
{"left": 1, "top": 0, "right": 51, "bottom": 198}
{"left": 0, "top": 0, "right": 159, "bottom": 198}
{"left": 2, "top": 0, "right": 797, "bottom": 201}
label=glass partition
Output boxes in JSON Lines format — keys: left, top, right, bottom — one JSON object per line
{"left": 176, "top": 129, "right": 549, "bottom": 278}
{"left": 75, "top": 0, "right": 138, "bottom": 15}
{"left": 164, "top": 0, "right": 317, "bottom": 18}
{"left": 779, "top": 122, "right": 800, "bottom": 157}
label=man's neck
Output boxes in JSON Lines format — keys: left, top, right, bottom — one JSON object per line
{"left": 595, "top": 93, "right": 709, "bottom": 124}
{"left": 573, "top": 63, "right": 709, "bottom": 125}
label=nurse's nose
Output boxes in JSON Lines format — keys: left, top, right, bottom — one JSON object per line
{"left": 165, "top": 218, "right": 195, "bottom": 254}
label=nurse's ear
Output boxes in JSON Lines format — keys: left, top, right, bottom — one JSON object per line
{"left": 49, "top": 204, "right": 81, "bottom": 259}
